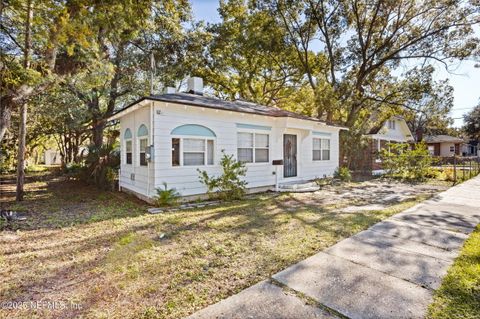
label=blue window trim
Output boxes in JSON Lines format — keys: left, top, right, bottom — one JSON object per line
{"left": 124, "top": 128, "right": 132, "bottom": 139}
{"left": 236, "top": 123, "right": 272, "bottom": 131}
{"left": 312, "top": 131, "right": 331, "bottom": 137}
{"left": 171, "top": 124, "right": 216, "bottom": 137}
{"left": 138, "top": 124, "right": 148, "bottom": 137}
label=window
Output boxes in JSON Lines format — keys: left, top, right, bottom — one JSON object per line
{"left": 237, "top": 132, "right": 269, "bottom": 163}
{"left": 172, "top": 138, "right": 180, "bottom": 166}
{"left": 255, "top": 134, "right": 269, "bottom": 162}
{"left": 207, "top": 140, "right": 214, "bottom": 165}
{"left": 126, "top": 140, "right": 132, "bottom": 164}
{"left": 184, "top": 138, "right": 205, "bottom": 166}
{"left": 387, "top": 120, "right": 396, "bottom": 130}
{"left": 428, "top": 145, "right": 435, "bottom": 156}
{"left": 137, "top": 124, "right": 149, "bottom": 166}
{"left": 450, "top": 145, "right": 455, "bottom": 152}
{"left": 313, "top": 138, "right": 330, "bottom": 161}
{"left": 139, "top": 138, "right": 148, "bottom": 166}
{"left": 171, "top": 137, "right": 214, "bottom": 166}
{"left": 124, "top": 128, "right": 132, "bottom": 165}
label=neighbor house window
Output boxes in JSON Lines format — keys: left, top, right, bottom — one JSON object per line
{"left": 124, "top": 128, "right": 132, "bottom": 165}
{"left": 171, "top": 137, "right": 215, "bottom": 166}
{"left": 450, "top": 146, "right": 455, "bottom": 153}
{"left": 237, "top": 132, "right": 269, "bottom": 163}
{"left": 313, "top": 138, "right": 330, "bottom": 161}
{"left": 138, "top": 124, "right": 149, "bottom": 166}
{"left": 387, "top": 120, "right": 396, "bottom": 130}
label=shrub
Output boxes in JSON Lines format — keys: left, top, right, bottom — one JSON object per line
{"left": 334, "top": 167, "right": 352, "bottom": 182}
{"left": 443, "top": 167, "right": 456, "bottom": 182}
{"left": 81, "top": 142, "right": 120, "bottom": 190}
{"left": 198, "top": 151, "right": 247, "bottom": 200}
{"left": 380, "top": 142, "right": 433, "bottom": 181}
{"left": 154, "top": 182, "right": 180, "bottom": 207}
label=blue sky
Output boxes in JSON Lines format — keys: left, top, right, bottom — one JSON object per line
{"left": 191, "top": 1, "right": 479, "bottom": 128}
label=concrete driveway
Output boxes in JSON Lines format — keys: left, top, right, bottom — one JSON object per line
{"left": 188, "top": 176, "right": 480, "bottom": 319}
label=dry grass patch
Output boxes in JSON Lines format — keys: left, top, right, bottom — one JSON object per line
{"left": 0, "top": 171, "right": 445, "bottom": 318}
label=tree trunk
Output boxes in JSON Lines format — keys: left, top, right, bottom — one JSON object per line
{"left": 92, "top": 121, "right": 105, "bottom": 149}
{"left": 0, "top": 101, "right": 11, "bottom": 142}
{"left": 16, "top": 0, "right": 32, "bottom": 201}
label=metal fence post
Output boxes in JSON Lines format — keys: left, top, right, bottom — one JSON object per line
{"left": 453, "top": 155, "right": 457, "bottom": 185}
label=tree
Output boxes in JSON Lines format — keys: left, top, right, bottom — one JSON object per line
{"left": 62, "top": 0, "right": 193, "bottom": 149}
{"left": 464, "top": 103, "right": 480, "bottom": 140}
{"left": 16, "top": 0, "right": 32, "bottom": 201}
{"left": 401, "top": 66, "right": 454, "bottom": 140}
{"left": 198, "top": 0, "right": 306, "bottom": 106}
{"left": 258, "top": 0, "right": 479, "bottom": 165}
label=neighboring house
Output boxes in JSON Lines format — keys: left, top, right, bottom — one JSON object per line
{"left": 352, "top": 116, "right": 414, "bottom": 174}
{"left": 44, "top": 149, "right": 61, "bottom": 165}
{"left": 108, "top": 77, "right": 346, "bottom": 202}
{"left": 423, "top": 135, "right": 465, "bottom": 157}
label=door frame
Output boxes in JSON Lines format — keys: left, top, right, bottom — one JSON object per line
{"left": 283, "top": 133, "right": 298, "bottom": 178}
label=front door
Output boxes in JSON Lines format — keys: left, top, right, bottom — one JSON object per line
{"left": 283, "top": 134, "right": 297, "bottom": 178}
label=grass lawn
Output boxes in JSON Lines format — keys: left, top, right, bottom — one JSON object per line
{"left": 0, "top": 170, "right": 444, "bottom": 319}
{"left": 427, "top": 225, "right": 480, "bottom": 319}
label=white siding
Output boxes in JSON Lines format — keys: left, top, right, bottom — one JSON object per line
{"left": 119, "top": 105, "right": 154, "bottom": 197}
{"left": 119, "top": 100, "right": 341, "bottom": 199}
{"left": 440, "top": 142, "right": 456, "bottom": 157}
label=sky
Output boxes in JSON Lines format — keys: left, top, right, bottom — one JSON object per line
{"left": 190, "top": 0, "right": 479, "bottom": 128}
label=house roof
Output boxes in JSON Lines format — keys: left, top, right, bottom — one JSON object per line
{"left": 423, "top": 135, "right": 465, "bottom": 144}
{"left": 367, "top": 115, "right": 406, "bottom": 134}
{"left": 109, "top": 93, "right": 347, "bottom": 129}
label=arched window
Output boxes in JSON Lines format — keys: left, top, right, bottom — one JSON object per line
{"left": 137, "top": 124, "right": 148, "bottom": 166}
{"left": 171, "top": 124, "right": 216, "bottom": 167}
{"left": 124, "top": 129, "right": 132, "bottom": 165}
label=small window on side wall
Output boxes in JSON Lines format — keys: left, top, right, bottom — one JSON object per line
{"left": 126, "top": 140, "right": 132, "bottom": 164}
{"left": 139, "top": 138, "right": 148, "bottom": 166}
{"left": 124, "top": 128, "right": 133, "bottom": 165}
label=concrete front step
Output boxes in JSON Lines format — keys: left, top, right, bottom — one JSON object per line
{"left": 278, "top": 181, "right": 320, "bottom": 192}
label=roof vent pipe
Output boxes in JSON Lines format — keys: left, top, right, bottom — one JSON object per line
{"left": 164, "top": 87, "right": 176, "bottom": 94}
{"left": 187, "top": 77, "right": 203, "bottom": 95}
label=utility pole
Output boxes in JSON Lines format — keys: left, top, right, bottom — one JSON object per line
{"left": 16, "top": 0, "right": 32, "bottom": 201}
{"left": 150, "top": 51, "right": 155, "bottom": 95}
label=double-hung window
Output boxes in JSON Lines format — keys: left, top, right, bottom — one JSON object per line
{"left": 137, "top": 124, "right": 149, "bottom": 166}
{"left": 139, "top": 138, "right": 148, "bottom": 166}
{"left": 387, "top": 120, "right": 396, "bottom": 130}
{"left": 171, "top": 137, "right": 214, "bottom": 166}
{"left": 237, "top": 132, "right": 269, "bottom": 163}
{"left": 126, "top": 140, "right": 132, "bottom": 164}
{"left": 124, "top": 128, "right": 133, "bottom": 165}
{"left": 313, "top": 138, "right": 330, "bottom": 161}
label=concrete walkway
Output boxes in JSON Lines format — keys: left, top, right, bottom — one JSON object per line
{"left": 188, "top": 177, "right": 480, "bottom": 319}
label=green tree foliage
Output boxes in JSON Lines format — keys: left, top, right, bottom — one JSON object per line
{"left": 255, "top": 0, "right": 479, "bottom": 164}
{"left": 197, "top": 0, "right": 307, "bottom": 106}
{"left": 380, "top": 142, "right": 433, "bottom": 181}
{"left": 401, "top": 66, "right": 454, "bottom": 139}
{"left": 463, "top": 103, "right": 480, "bottom": 140}
{"left": 198, "top": 151, "right": 248, "bottom": 200}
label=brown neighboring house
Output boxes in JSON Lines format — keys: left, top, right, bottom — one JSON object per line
{"left": 423, "top": 135, "right": 465, "bottom": 157}
{"left": 351, "top": 116, "right": 414, "bottom": 174}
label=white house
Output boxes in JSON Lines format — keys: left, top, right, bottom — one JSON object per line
{"left": 108, "top": 78, "right": 346, "bottom": 202}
